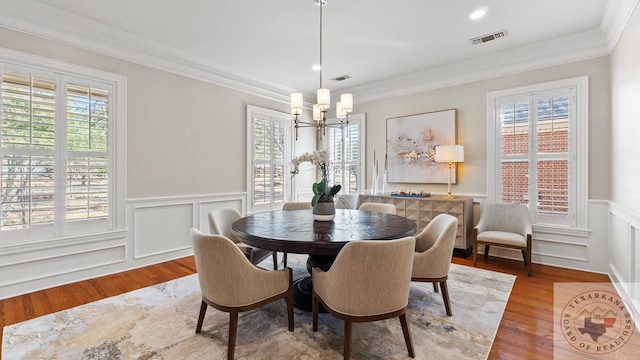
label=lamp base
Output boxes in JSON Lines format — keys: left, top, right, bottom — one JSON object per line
{"left": 443, "top": 194, "right": 455, "bottom": 199}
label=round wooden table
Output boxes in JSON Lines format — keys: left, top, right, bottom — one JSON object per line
{"left": 231, "top": 208, "right": 416, "bottom": 310}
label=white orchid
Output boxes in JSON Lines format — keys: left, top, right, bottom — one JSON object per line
{"left": 290, "top": 150, "right": 340, "bottom": 206}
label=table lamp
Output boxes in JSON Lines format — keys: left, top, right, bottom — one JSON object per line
{"left": 435, "top": 145, "right": 464, "bottom": 199}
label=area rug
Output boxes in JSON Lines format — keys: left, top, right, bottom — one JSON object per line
{"left": 2, "top": 255, "right": 515, "bottom": 359}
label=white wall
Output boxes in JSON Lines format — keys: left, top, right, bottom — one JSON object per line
{"left": 609, "top": 3, "right": 640, "bottom": 320}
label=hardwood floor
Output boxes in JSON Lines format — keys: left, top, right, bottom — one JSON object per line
{"left": 0, "top": 255, "right": 610, "bottom": 359}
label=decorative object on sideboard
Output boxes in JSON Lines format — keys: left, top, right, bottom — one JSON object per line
{"left": 435, "top": 144, "right": 464, "bottom": 199}
{"left": 290, "top": 0, "right": 355, "bottom": 140}
{"left": 390, "top": 191, "right": 431, "bottom": 198}
{"left": 386, "top": 109, "right": 457, "bottom": 183}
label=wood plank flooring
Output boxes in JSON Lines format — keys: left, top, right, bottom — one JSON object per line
{"left": 0, "top": 255, "right": 610, "bottom": 359}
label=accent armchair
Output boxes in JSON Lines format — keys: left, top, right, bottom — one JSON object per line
{"left": 312, "top": 237, "right": 416, "bottom": 359}
{"left": 208, "top": 208, "right": 278, "bottom": 270}
{"left": 473, "top": 203, "right": 533, "bottom": 276}
{"left": 191, "top": 229, "right": 294, "bottom": 360}
{"left": 411, "top": 214, "right": 458, "bottom": 316}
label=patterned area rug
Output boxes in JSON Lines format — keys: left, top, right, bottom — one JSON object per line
{"left": 2, "top": 255, "right": 515, "bottom": 359}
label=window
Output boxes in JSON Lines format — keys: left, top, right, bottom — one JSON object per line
{"left": 487, "top": 77, "right": 588, "bottom": 229}
{"left": 323, "top": 113, "right": 365, "bottom": 194}
{"left": 247, "top": 105, "right": 293, "bottom": 213}
{"left": 1, "top": 51, "right": 125, "bottom": 243}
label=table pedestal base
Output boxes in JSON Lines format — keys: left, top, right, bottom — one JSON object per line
{"left": 292, "top": 255, "right": 335, "bottom": 312}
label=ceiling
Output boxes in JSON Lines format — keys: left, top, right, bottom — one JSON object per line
{"left": 0, "top": 0, "right": 630, "bottom": 105}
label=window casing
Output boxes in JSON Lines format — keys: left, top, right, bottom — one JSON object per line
{"left": 0, "top": 50, "right": 125, "bottom": 244}
{"left": 487, "top": 77, "right": 588, "bottom": 230}
{"left": 247, "top": 105, "right": 293, "bottom": 213}
{"left": 323, "top": 113, "right": 365, "bottom": 194}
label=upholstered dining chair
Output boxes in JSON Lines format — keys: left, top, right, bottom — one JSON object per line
{"left": 280, "top": 202, "right": 312, "bottom": 266}
{"left": 282, "top": 201, "right": 312, "bottom": 211}
{"left": 208, "top": 208, "right": 279, "bottom": 270}
{"left": 473, "top": 203, "right": 533, "bottom": 276}
{"left": 312, "top": 237, "right": 416, "bottom": 360}
{"left": 358, "top": 202, "right": 396, "bottom": 214}
{"left": 411, "top": 214, "right": 458, "bottom": 316}
{"left": 191, "top": 229, "right": 294, "bottom": 360}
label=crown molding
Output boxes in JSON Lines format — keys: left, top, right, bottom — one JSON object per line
{"left": 0, "top": 0, "right": 632, "bottom": 106}
{"left": 345, "top": 29, "right": 610, "bottom": 104}
{"left": 601, "top": 0, "right": 639, "bottom": 52}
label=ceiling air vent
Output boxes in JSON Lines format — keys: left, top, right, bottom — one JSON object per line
{"left": 330, "top": 74, "right": 352, "bottom": 81}
{"left": 470, "top": 30, "right": 508, "bottom": 45}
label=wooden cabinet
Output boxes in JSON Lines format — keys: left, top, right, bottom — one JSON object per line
{"left": 358, "top": 195, "right": 473, "bottom": 256}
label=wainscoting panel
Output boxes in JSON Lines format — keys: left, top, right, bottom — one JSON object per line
{"left": 133, "top": 203, "right": 194, "bottom": 259}
{"left": 608, "top": 201, "right": 640, "bottom": 330}
{"left": 0, "top": 192, "right": 247, "bottom": 300}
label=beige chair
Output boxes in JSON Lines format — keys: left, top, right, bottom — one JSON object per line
{"left": 411, "top": 214, "right": 458, "bottom": 316}
{"left": 280, "top": 202, "right": 312, "bottom": 266}
{"left": 282, "top": 201, "right": 312, "bottom": 211}
{"left": 312, "top": 237, "right": 416, "bottom": 359}
{"left": 191, "top": 229, "right": 294, "bottom": 360}
{"left": 473, "top": 203, "right": 533, "bottom": 276}
{"left": 358, "top": 202, "right": 396, "bottom": 214}
{"left": 208, "top": 208, "right": 278, "bottom": 270}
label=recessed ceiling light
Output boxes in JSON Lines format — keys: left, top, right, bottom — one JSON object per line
{"left": 312, "top": 64, "right": 322, "bottom": 71}
{"left": 470, "top": 8, "right": 487, "bottom": 20}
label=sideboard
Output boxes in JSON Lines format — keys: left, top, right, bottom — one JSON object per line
{"left": 357, "top": 195, "right": 473, "bottom": 257}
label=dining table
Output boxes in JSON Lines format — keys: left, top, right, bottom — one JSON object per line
{"left": 231, "top": 208, "right": 417, "bottom": 311}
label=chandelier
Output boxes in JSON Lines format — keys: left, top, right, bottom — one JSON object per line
{"left": 290, "top": 0, "right": 353, "bottom": 140}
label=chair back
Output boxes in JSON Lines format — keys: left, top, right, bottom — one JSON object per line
{"left": 358, "top": 202, "right": 396, "bottom": 214}
{"left": 415, "top": 214, "right": 458, "bottom": 253}
{"left": 478, "top": 203, "right": 531, "bottom": 235}
{"left": 314, "top": 237, "right": 415, "bottom": 316}
{"left": 282, "top": 202, "right": 312, "bottom": 211}
{"left": 412, "top": 214, "right": 458, "bottom": 278}
{"left": 208, "top": 208, "right": 241, "bottom": 243}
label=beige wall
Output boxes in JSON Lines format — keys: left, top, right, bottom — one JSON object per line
{"left": 611, "top": 5, "right": 640, "bottom": 213}
{"left": 356, "top": 57, "right": 611, "bottom": 200}
{"left": 0, "top": 27, "right": 298, "bottom": 198}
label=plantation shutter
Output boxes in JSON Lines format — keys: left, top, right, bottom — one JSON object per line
{"left": 1, "top": 70, "right": 57, "bottom": 231}
{"left": 496, "top": 88, "right": 575, "bottom": 226}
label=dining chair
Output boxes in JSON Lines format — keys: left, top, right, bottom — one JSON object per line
{"left": 358, "top": 202, "right": 396, "bottom": 214}
{"left": 191, "top": 229, "right": 294, "bottom": 360}
{"left": 411, "top": 214, "right": 458, "bottom": 316}
{"left": 473, "top": 203, "right": 533, "bottom": 276}
{"left": 208, "top": 208, "right": 279, "bottom": 270}
{"left": 280, "top": 202, "right": 312, "bottom": 267}
{"left": 312, "top": 237, "right": 416, "bottom": 359}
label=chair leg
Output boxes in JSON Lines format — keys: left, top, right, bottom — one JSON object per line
{"left": 433, "top": 282, "right": 439, "bottom": 293}
{"left": 484, "top": 244, "right": 490, "bottom": 258}
{"left": 312, "top": 294, "right": 319, "bottom": 332}
{"left": 527, "top": 246, "right": 533, "bottom": 277}
{"left": 286, "top": 292, "right": 294, "bottom": 332}
{"left": 283, "top": 252, "right": 288, "bottom": 268}
{"left": 196, "top": 300, "right": 208, "bottom": 333}
{"left": 521, "top": 249, "right": 528, "bottom": 265}
{"left": 473, "top": 240, "right": 478, "bottom": 266}
{"left": 343, "top": 319, "right": 352, "bottom": 360}
{"left": 439, "top": 281, "right": 452, "bottom": 316}
{"left": 228, "top": 310, "right": 239, "bottom": 360}
{"left": 399, "top": 313, "right": 415, "bottom": 358}
{"left": 272, "top": 252, "right": 278, "bottom": 270}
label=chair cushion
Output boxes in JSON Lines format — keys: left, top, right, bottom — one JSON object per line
{"left": 477, "top": 230, "right": 526, "bottom": 247}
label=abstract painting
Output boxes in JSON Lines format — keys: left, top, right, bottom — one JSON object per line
{"left": 386, "top": 109, "right": 457, "bottom": 183}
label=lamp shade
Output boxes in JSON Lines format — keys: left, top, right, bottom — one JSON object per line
{"left": 313, "top": 104, "right": 321, "bottom": 121}
{"left": 290, "top": 92, "right": 303, "bottom": 114}
{"left": 340, "top": 93, "right": 353, "bottom": 112}
{"left": 435, "top": 145, "right": 464, "bottom": 162}
{"left": 317, "top": 88, "right": 330, "bottom": 110}
{"left": 336, "top": 101, "right": 347, "bottom": 119}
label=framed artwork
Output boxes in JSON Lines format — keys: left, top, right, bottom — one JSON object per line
{"left": 386, "top": 109, "right": 457, "bottom": 183}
